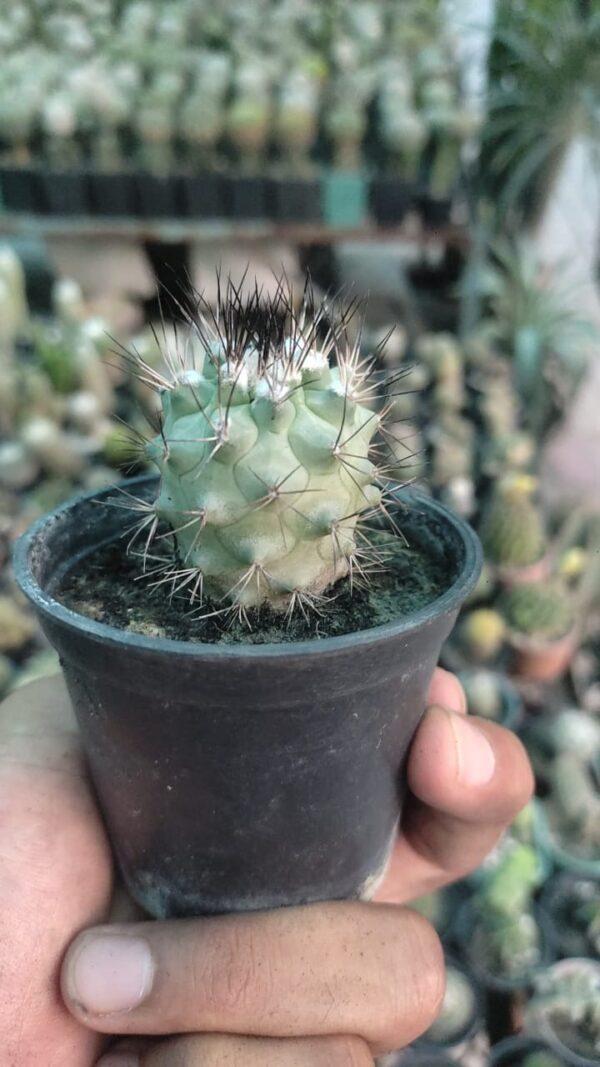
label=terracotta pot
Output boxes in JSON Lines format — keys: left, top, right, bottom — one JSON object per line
{"left": 509, "top": 628, "right": 578, "bottom": 683}
{"left": 496, "top": 551, "right": 553, "bottom": 590}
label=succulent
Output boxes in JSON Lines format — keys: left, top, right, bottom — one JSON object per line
{"left": 0, "top": 244, "right": 28, "bottom": 356}
{"left": 500, "top": 582, "right": 575, "bottom": 642}
{"left": 274, "top": 68, "right": 320, "bottom": 169}
{"left": 124, "top": 278, "right": 407, "bottom": 620}
{"left": 324, "top": 72, "right": 369, "bottom": 170}
{"left": 458, "top": 608, "right": 506, "bottom": 662}
{"left": 471, "top": 844, "right": 543, "bottom": 980}
{"left": 480, "top": 476, "right": 547, "bottom": 570}
{"left": 547, "top": 752, "right": 600, "bottom": 858}
{"left": 226, "top": 64, "right": 272, "bottom": 168}
{"left": 424, "top": 964, "right": 477, "bottom": 1045}
{"left": 526, "top": 961, "right": 600, "bottom": 1061}
{"left": 461, "top": 669, "right": 503, "bottom": 720}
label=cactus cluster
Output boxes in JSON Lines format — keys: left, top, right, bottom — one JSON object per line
{"left": 0, "top": 0, "right": 473, "bottom": 190}
{"left": 123, "top": 278, "right": 410, "bottom": 619}
{"left": 470, "top": 843, "right": 543, "bottom": 980}
{"left": 527, "top": 961, "right": 600, "bottom": 1061}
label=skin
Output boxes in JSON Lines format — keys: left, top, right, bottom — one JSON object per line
{"left": 0, "top": 669, "right": 533, "bottom": 1067}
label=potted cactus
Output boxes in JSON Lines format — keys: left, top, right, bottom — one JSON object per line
{"left": 480, "top": 476, "right": 550, "bottom": 587}
{"left": 540, "top": 875, "right": 600, "bottom": 962}
{"left": 456, "top": 843, "right": 550, "bottom": 994}
{"left": 416, "top": 957, "right": 485, "bottom": 1057}
{"left": 534, "top": 759, "right": 600, "bottom": 881}
{"left": 135, "top": 69, "right": 183, "bottom": 218}
{"left": 459, "top": 668, "right": 525, "bottom": 732}
{"left": 371, "top": 60, "right": 425, "bottom": 224}
{"left": 178, "top": 50, "right": 230, "bottom": 219}
{"left": 500, "top": 580, "right": 578, "bottom": 682}
{"left": 15, "top": 278, "right": 481, "bottom": 918}
{"left": 224, "top": 61, "right": 272, "bottom": 219}
{"left": 269, "top": 66, "right": 322, "bottom": 222}
{"left": 322, "top": 71, "right": 370, "bottom": 228}
{"left": 525, "top": 959, "right": 600, "bottom": 1066}
{"left": 83, "top": 62, "right": 137, "bottom": 217}
{"left": 0, "top": 58, "right": 44, "bottom": 213}
{"left": 39, "top": 89, "right": 90, "bottom": 216}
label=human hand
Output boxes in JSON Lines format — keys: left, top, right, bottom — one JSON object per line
{"left": 0, "top": 669, "right": 533, "bottom": 1066}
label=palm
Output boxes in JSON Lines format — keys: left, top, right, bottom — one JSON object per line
{"left": 0, "top": 676, "right": 114, "bottom": 1066}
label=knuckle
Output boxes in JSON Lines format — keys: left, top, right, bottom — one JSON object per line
{"left": 382, "top": 911, "right": 445, "bottom": 1049}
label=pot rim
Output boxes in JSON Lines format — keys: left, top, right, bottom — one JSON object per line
{"left": 14, "top": 475, "right": 482, "bottom": 661}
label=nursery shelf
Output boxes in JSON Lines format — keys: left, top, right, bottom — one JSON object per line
{"left": 0, "top": 213, "right": 469, "bottom": 248}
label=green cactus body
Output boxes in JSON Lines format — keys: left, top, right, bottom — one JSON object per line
{"left": 522, "top": 1053, "right": 563, "bottom": 1067}
{"left": 138, "top": 284, "right": 396, "bottom": 616}
{"left": 500, "top": 582, "right": 575, "bottom": 642}
{"left": 481, "top": 483, "right": 546, "bottom": 568}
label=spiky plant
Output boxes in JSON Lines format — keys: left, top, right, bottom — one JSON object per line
{"left": 526, "top": 961, "right": 600, "bottom": 1061}
{"left": 118, "top": 277, "right": 411, "bottom": 623}
{"left": 480, "top": 475, "right": 547, "bottom": 570}
{"left": 500, "top": 581, "right": 575, "bottom": 642}
{"left": 471, "top": 843, "right": 543, "bottom": 979}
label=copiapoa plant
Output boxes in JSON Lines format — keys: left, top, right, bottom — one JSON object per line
{"left": 114, "top": 276, "right": 413, "bottom": 623}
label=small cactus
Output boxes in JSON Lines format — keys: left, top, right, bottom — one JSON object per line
{"left": 527, "top": 961, "right": 600, "bottom": 1060}
{"left": 126, "top": 278, "right": 411, "bottom": 620}
{"left": 500, "top": 582, "right": 575, "bottom": 642}
{"left": 459, "top": 608, "right": 506, "bottom": 662}
{"left": 424, "top": 964, "right": 476, "bottom": 1044}
{"left": 472, "top": 843, "right": 543, "bottom": 979}
{"left": 480, "top": 476, "right": 547, "bottom": 569}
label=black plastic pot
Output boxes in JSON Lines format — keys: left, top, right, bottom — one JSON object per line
{"left": 15, "top": 475, "right": 481, "bottom": 919}
{"left": 490, "top": 1036, "right": 567, "bottom": 1065}
{"left": 88, "top": 171, "right": 137, "bottom": 216}
{"left": 178, "top": 172, "right": 224, "bottom": 218}
{"left": 223, "top": 174, "right": 268, "bottom": 219}
{"left": 135, "top": 172, "right": 179, "bottom": 218}
{"left": 39, "top": 169, "right": 90, "bottom": 216}
{"left": 0, "top": 163, "right": 43, "bottom": 213}
{"left": 370, "top": 177, "right": 414, "bottom": 225}
{"left": 267, "top": 176, "right": 323, "bottom": 223}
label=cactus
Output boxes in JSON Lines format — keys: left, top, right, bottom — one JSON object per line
{"left": 274, "top": 67, "right": 320, "bottom": 171}
{"left": 527, "top": 961, "right": 600, "bottom": 1060}
{"left": 226, "top": 64, "right": 272, "bottom": 170}
{"left": 461, "top": 669, "right": 503, "bottom": 720}
{"left": 472, "top": 844, "right": 543, "bottom": 979}
{"left": 480, "top": 476, "right": 547, "bottom": 569}
{"left": 0, "top": 245, "right": 29, "bottom": 357}
{"left": 124, "top": 279, "right": 408, "bottom": 620}
{"left": 377, "top": 62, "right": 426, "bottom": 180}
{"left": 548, "top": 752, "right": 600, "bottom": 857}
{"left": 424, "top": 964, "right": 476, "bottom": 1044}
{"left": 500, "top": 582, "right": 575, "bottom": 642}
{"left": 458, "top": 608, "right": 506, "bottom": 662}
{"left": 522, "top": 1055, "right": 563, "bottom": 1067}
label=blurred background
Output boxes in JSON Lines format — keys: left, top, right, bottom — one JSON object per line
{"left": 1, "top": 1, "right": 600, "bottom": 1064}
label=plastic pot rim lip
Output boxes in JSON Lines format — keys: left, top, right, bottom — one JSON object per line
{"left": 532, "top": 800, "right": 600, "bottom": 880}
{"left": 14, "top": 475, "right": 482, "bottom": 661}
{"left": 526, "top": 957, "right": 600, "bottom": 1066}
{"left": 489, "top": 1034, "right": 564, "bottom": 1063}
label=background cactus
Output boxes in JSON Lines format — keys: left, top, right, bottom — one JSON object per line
{"left": 500, "top": 582, "right": 575, "bottom": 642}
{"left": 130, "top": 279, "right": 406, "bottom": 619}
{"left": 470, "top": 844, "right": 543, "bottom": 980}
{"left": 526, "top": 961, "right": 600, "bottom": 1061}
{"left": 480, "top": 476, "right": 547, "bottom": 569}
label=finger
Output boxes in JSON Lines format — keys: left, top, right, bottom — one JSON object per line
{"left": 63, "top": 903, "right": 444, "bottom": 1054}
{"left": 426, "top": 667, "right": 467, "bottom": 714}
{"left": 376, "top": 709, "right": 534, "bottom": 903}
{"left": 98, "top": 1033, "right": 374, "bottom": 1066}
{"left": 0, "top": 677, "right": 113, "bottom": 1062}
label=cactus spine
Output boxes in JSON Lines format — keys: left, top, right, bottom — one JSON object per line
{"left": 129, "top": 280, "right": 406, "bottom": 620}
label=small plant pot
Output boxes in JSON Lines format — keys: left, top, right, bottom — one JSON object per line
{"left": 135, "top": 172, "right": 179, "bottom": 218}
{"left": 490, "top": 1035, "right": 567, "bottom": 1065}
{"left": 39, "top": 169, "right": 90, "bottom": 216}
{"left": 321, "top": 169, "right": 368, "bottom": 228}
{"left": 540, "top": 874, "right": 600, "bottom": 961}
{"left": 508, "top": 628, "right": 578, "bottom": 683}
{"left": 222, "top": 174, "right": 268, "bottom": 219}
{"left": 369, "top": 177, "right": 414, "bottom": 225}
{"left": 178, "top": 172, "right": 224, "bottom": 218}
{"left": 525, "top": 959, "right": 600, "bottom": 1066}
{"left": 0, "top": 163, "right": 43, "bottom": 213}
{"left": 455, "top": 901, "right": 554, "bottom": 996}
{"left": 15, "top": 476, "right": 481, "bottom": 919}
{"left": 88, "top": 171, "right": 137, "bottom": 216}
{"left": 496, "top": 553, "right": 553, "bottom": 590}
{"left": 267, "top": 176, "right": 323, "bottom": 223}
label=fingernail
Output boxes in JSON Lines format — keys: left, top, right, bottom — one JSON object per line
{"left": 66, "top": 933, "right": 154, "bottom": 1016}
{"left": 97, "top": 1056, "right": 140, "bottom": 1067}
{"left": 447, "top": 711, "right": 496, "bottom": 787}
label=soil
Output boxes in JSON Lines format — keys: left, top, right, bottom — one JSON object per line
{"left": 57, "top": 533, "right": 448, "bottom": 646}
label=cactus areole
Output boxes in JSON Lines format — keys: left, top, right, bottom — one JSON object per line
{"left": 15, "top": 278, "right": 482, "bottom": 918}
